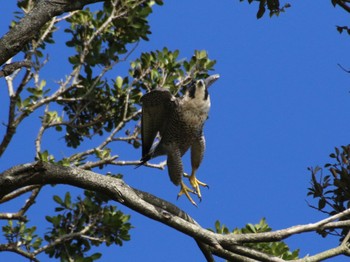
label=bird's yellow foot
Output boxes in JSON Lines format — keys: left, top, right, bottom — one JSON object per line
{"left": 177, "top": 181, "right": 197, "bottom": 206}
{"left": 183, "top": 173, "right": 209, "bottom": 200}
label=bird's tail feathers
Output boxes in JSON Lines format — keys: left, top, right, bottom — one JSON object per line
{"left": 135, "top": 141, "right": 159, "bottom": 168}
{"left": 135, "top": 149, "right": 154, "bottom": 168}
{"left": 135, "top": 155, "right": 150, "bottom": 168}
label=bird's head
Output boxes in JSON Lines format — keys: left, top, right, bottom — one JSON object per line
{"left": 204, "top": 74, "right": 220, "bottom": 88}
{"left": 185, "top": 74, "right": 220, "bottom": 101}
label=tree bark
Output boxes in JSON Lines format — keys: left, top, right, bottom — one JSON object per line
{"left": 0, "top": 0, "right": 102, "bottom": 66}
{"left": 2, "top": 161, "right": 350, "bottom": 261}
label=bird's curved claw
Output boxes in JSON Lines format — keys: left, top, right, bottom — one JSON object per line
{"left": 177, "top": 181, "right": 198, "bottom": 207}
{"left": 183, "top": 172, "right": 209, "bottom": 200}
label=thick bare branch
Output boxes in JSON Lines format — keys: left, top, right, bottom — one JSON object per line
{"left": 1, "top": 162, "right": 350, "bottom": 261}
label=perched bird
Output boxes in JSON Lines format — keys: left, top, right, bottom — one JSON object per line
{"left": 138, "top": 74, "right": 220, "bottom": 205}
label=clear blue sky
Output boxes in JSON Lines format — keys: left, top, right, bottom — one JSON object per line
{"left": 1, "top": 1, "right": 350, "bottom": 261}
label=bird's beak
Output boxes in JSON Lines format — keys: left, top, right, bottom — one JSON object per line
{"left": 205, "top": 74, "right": 220, "bottom": 88}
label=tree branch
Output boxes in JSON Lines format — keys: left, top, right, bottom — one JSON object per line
{"left": 0, "top": 67, "right": 31, "bottom": 157}
{"left": 0, "top": 0, "right": 103, "bottom": 66}
{"left": 0, "top": 185, "right": 40, "bottom": 203}
{"left": 0, "top": 0, "right": 107, "bottom": 157}
{"left": 33, "top": 223, "right": 94, "bottom": 256}
{"left": 0, "top": 243, "right": 39, "bottom": 262}
{"left": 335, "top": 0, "right": 350, "bottom": 13}
{"left": 1, "top": 162, "right": 350, "bottom": 261}
{"left": 0, "top": 187, "right": 41, "bottom": 222}
{"left": 0, "top": 61, "right": 32, "bottom": 78}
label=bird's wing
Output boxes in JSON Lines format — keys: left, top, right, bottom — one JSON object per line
{"left": 191, "top": 134, "right": 206, "bottom": 170}
{"left": 140, "top": 88, "right": 175, "bottom": 159}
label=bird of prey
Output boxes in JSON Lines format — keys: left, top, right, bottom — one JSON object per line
{"left": 139, "top": 74, "right": 220, "bottom": 205}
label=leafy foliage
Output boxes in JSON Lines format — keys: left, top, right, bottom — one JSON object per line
{"left": 42, "top": 48, "right": 216, "bottom": 156}
{"left": 2, "top": 221, "right": 43, "bottom": 252}
{"left": 308, "top": 145, "right": 350, "bottom": 239}
{"left": 47, "top": 47, "right": 216, "bottom": 151}
{"left": 53, "top": 1, "right": 215, "bottom": 150}
{"left": 60, "top": 1, "right": 158, "bottom": 148}
{"left": 336, "top": 25, "right": 350, "bottom": 35}
{"left": 44, "top": 190, "right": 132, "bottom": 261}
{"left": 130, "top": 48, "right": 216, "bottom": 93}
{"left": 212, "top": 218, "right": 299, "bottom": 260}
{"left": 239, "top": 0, "right": 291, "bottom": 19}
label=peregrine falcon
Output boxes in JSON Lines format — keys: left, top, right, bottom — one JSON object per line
{"left": 138, "top": 74, "right": 220, "bottom": 205}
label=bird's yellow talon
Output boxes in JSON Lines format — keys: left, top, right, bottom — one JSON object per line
{"left": 177, "top": 181, "right": 198, "bottom": 206}
{"left": 184, "top": 172, "right": 208, "bottom": 199}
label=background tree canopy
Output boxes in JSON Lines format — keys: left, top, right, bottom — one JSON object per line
{"left": 1, "top": 0, "right": 350, "bottom": 261}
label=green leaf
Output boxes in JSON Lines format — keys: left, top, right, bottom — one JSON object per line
{"left": 116, "top": 76, "right": 123, "bottom": 89}
{"left": 37, "top": 150, "right": 49, "bottom": 162}
{"left": 336, "top": 26, "right": 344, "bottom": 34}
{"left": 53, "top": 195, "right": 63, "bottom": 205}
{"left": 335, "top": 147, "right": 340, "bottom": 155}
{"left": 68, "top": 55, "right": 79, "bottom": 65}
{"left": 39, "top": 79, "right": 46, "bottom": 90}
{"left": 64, "top": 192, "right": 71, "bottom": 208}
{"left": 90, "top": 253, "right": 102, "bottom": 260}
{"left": 32, "top": 237, "right": 43, "bottom": 249}
{"left": 246, "top": 223, "right": 256, "bottom": 233}
{"left": 22, "top": 97, "right": 31, "bottom": 108}
{"left": 214, "top": 220, "right": 221, "bottom": 232}
{"left": 257, "top": 0, "right": 266, "bottom": 19}
{"left": 196, "top": 50, "right": 208, "bottom": 59}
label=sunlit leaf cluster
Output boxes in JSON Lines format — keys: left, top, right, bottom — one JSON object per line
{"left": 65, "top": 0, "right": 157, "bottom": 70}
{"left": 3, "top": 221, "right": 42, "bottom": 252}
{"left": 130, "top": 48, "right": 216, "bottom": 93}
{"left": 212, "top": 219, "right": 299, "bottom": 260}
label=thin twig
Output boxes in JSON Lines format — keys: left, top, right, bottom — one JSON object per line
{"left": 0, "top": 187, "right": 41, "bottom": 221}
{"left": 33, "top": 224, "right": 93, "bottom": 256}
{"left": 68, "top": 109, "right": 141, "bottom": 163}
{"left": 0, "top": 244, "right": 39, "bottom": 262}
{"left": 0, "top": 185, "right": 40, "bottom": 203}
{"left": 55, "top": 11, "right": 80, "bottom": 22}
{"left": 0, "top": 61, "right": 32, "bottom": 78}
{"left": 338, "top": 63, "right": 350, "bottom": 73}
